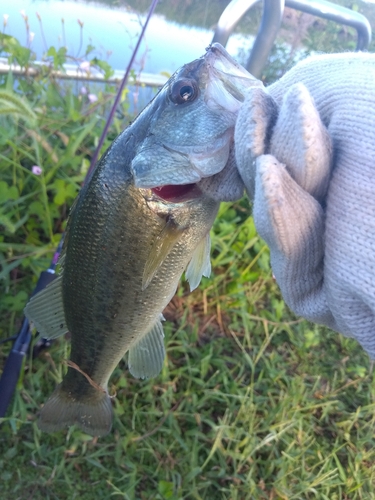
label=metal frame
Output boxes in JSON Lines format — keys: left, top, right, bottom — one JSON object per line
{"left": 212, "top": 0, "right": 372, "bottom": 77}
{"left": 0, "top": 58, "right": 168, "bottom": 88}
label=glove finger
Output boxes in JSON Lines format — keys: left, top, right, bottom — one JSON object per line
{"left": 270, "top": 83, "right": 332, "bottom": 202}
{"left": 234, "top": 87, "right": 278, "bottom": 199}
{"left": 254, "top": 154, "right": 336, "bottom": 328}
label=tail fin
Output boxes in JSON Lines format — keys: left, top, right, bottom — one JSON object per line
{"left": 38, "top": 384, "right": 113, "bottom": 437}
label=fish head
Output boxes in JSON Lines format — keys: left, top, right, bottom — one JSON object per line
{"left": 131, "top": 43, "right": 262, "bottom": 193}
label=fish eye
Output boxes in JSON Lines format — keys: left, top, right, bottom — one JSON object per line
{"left": 170, "top": 79, "right": 198, "bottom": 105}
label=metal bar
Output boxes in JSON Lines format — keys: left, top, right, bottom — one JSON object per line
{"left": 0, "top": 58, "right": 168, "bottom": 87}
{"left": 212, "top": 0, "right": 371, "bottom": 77}
{"left": 246, "top": 0, "right": 285, "bottom": 77}
{"left": 212, "top": 0, "right": 284, "bottom": 78}
{"left": 286, "top": 0, "right": 372, "bottom": 50}
{"left": 212, "top": 0, "right": 262, "bottom": 47}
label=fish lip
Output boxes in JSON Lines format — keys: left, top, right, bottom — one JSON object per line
{"left": 208, "top": 43, "right": 249, "bottom": 75}
{"left": 208, "top": 43, "right": 257, "bottom": 81}
{"left": 204, "top": 42, "right": 262, "bottom": 105}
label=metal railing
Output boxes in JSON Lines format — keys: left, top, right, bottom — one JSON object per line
{"left": 212, "top": 0, "right": 372, "bottom": 77}
{"left": 0, "top": 57, "right": 168, "bottom": 87}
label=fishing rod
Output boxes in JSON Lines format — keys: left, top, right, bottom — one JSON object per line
{"left": 0, "top": 239, "right": 63, "bottom": 417}
{"left": 0, "top": 0, "right": 159, "bottom": 419}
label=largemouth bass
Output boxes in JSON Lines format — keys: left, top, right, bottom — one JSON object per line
{"left": 24, "top": 44, "right": 259, "bottom": 437}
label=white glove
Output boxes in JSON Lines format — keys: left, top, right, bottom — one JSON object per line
{"left": 235, "top": 52, "right": 375, "bottom": 358}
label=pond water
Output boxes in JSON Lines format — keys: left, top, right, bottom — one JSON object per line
{"left": 2, "top": 0, "right": 251, "bottom": 75}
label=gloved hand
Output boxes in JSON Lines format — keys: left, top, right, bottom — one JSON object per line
{"left": 233, "top": 52, "right": 375, "bottom": 358}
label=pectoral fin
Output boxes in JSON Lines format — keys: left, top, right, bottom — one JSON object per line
{"left": 185, "top": 233, "right": 212, "bottom": 291}
{"left": 24, "top": 274, "right": 68, "bottom": 339}
{"left": 128, "top": 316, "right": 165, "bottom": 379}
{"left": 142, "top": 217, "right": 185, "bottom": 290}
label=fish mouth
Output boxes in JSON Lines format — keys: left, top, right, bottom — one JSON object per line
{"left": 150, "top": 183, "right": 200, "bottom": 203}
{"left": 132, "top": 44, "right": 262, "bottom": 194}
{"left": 204, "top": 43, "right": 262, "bottom": 113}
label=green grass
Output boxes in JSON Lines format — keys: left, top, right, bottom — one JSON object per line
{"left": 2, "top": 28, "right": 375, "bottom": 500}
{"left": 2, "top": 204, "right": 375, "bottom": 499}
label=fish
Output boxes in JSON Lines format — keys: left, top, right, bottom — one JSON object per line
{"left": 24, "top": 43, "right": 260, "bottom": 437}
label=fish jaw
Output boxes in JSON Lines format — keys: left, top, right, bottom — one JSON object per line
{"left": 150, "top": 183, "right": 200, "bottom": 203}
{"left": 131, "top": 43, "right": 262, "bottom": 190}
{"left": 204, "top": 43, "right": 262, "bottom": 114}
{"left": 131, "top": 128, "right": 233, "bottom": 189}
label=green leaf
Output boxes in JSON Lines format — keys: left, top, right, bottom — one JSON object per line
{"left": 0, "top": 213, "right": 16, "bottom": 233}
{"left": 0, "top": 34, "right": 32, "bottom": 67}
{"left": 0, "top": 257, "right": 24, "bottom": 280}
{"left": 28, "top": 201, "right": 46, "bottom": 219}
{"left": 158, "top": 481, "right": 174, "bottom": 498}
{"left": 91, "top": 57, "right": 114, "bottom": 79}
{"left": 0, "top": 181, "right": 19, "bottom": 201}
{"left": 85, "top": 44, "right": 96, "bottom": 56}
{"left": 46, "top": 46, "right": 67, "bottom": 70}
{"left": 2, "top": 290, "right": 28, "bottom": 311}
{"left": 51, "top": 179, "right": 78, "bottom": 206}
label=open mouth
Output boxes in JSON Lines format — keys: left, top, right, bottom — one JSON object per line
{"left": 151, "top": 183, "right": 199, "bottom": 203}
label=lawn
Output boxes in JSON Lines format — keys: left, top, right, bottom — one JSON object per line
{"left": 1, "top": 18, "right": 375, "bottom": 499}
{"left": 2, "top": 199, "right": 375, "bottom": 499}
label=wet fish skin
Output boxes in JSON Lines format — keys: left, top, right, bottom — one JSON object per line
{"left": 24, "top": 44, "right": 259, "bottom": 437}
{"left": 61, "top": 146, "right": 218, "bottom": 435}
{"left": 63, "top": 138, "right": 218, "bottom": 385}
{"left": 27, "top": 146, "right": 218, "bottom": 436}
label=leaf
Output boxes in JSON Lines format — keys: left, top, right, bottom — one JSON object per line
{"left": 0, "top": 34, "right": 32, "bottom": 67}
{"left": 0, "top": 181, "right": 19, "bottom": 201}
{"left": 51, "top": 179, "right": 78, "bottom": 206}
{"left": 28, "top": 201, "right": 46, "bottom": 219}
{"left": 158, "top": 481, "right": 174, "bottom": 498}
{"left": 2, "top": 290, "right": 28, "bottom": 311}
{"left": 91, "top": 57, "right": 114, "bottom": 79}
{"left": 0, "top": 213, "right": 16, "bottom": 233}
{"left": 85, "top": 44, "right": 96, "bottom": 56}
{"left": 11, "top": 45, "right": 32, "bottom": 68}
{"left": 0, "top": 257, "right": 24, "bottom": 280}
{"left": 46, "top": 46, "right": 67, "bottom": 70}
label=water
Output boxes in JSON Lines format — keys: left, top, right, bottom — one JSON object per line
{"left": 2, "top": 0, "right": 249, "bottom": 75}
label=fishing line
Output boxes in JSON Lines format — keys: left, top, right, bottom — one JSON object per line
{"left": 87, "top": 0, "right": 160, "bottom": 180}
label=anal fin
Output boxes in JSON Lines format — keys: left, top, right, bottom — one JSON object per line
{"left": 128, "top": 317, "right": 165, "bottom": 379}
{"left": 185, "top": 233, "right": 212, "bottom": 291}
{"left": 24, "top": 274, "right": 68, "bottom": 339}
